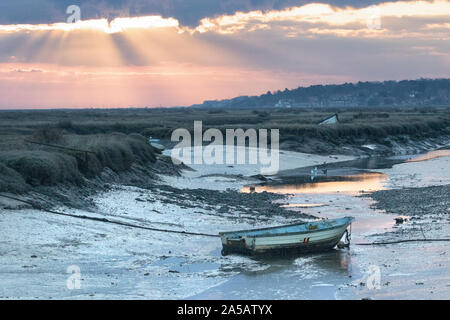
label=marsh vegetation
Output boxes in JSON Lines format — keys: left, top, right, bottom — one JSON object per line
{"left": 0, "top": 106, "right": 448, "bottom": 193}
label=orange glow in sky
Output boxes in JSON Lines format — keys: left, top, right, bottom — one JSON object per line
{"left": 0, "top": 0, "right": 449, "bottom": 108}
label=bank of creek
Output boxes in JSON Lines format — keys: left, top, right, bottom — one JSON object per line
{"left": 0, "top": 147, "right": 449, "bottom": 299}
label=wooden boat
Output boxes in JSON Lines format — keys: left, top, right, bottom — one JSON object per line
{"left": 219, "top": 216, "right": 354, "bottom": 256}
{"left": 148, "top": 137, "right": 165, "bottom": 151}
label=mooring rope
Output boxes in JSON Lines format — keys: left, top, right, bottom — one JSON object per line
{"left": 0, "top": 194, "right": 219, "bottom": 238}
{"left": 355, "top": 238, "right": 450, "bottom": 245}
{"left": 2, "top": 193, "right": 450, "bottom": 244}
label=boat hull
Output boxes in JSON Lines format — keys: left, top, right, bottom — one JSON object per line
{"left": 220, "top": 217, "right": 353, "bottom": 256}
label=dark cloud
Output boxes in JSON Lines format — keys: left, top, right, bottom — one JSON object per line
{"left": 0, "top": 0, "right": 69, "bottom": 24}
{"left": 0, "top": 0, "right": 400, "bottom": 25}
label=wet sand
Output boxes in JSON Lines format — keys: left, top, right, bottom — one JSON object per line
{"left": 235, "top": 149, "right": 450, "bottom": 299}
{"left": 0, "top": 148, "right": 449, "bottom": 299}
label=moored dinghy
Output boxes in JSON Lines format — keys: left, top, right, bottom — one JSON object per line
{"left": 219, "top": 216, "right": 354, "bottom": 256}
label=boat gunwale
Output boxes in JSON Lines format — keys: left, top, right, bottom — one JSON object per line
{"left": 221, "top": 232, "right": 347, "bottom": 255}
{"left": 247, "top": 235, "right": 342, "bottom": 251}
{"left": 222, "top": 223, "right": 350, "bottom": 239}
{"left": 219, "top": 217, "right": 354, "bottom": 239}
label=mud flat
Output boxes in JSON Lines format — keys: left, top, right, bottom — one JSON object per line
{"left": 365, "top": 185, "right": 450, "bottom": 241}
{"left": 1, "top": 146, "right": 449, "bottom": 299}
{"left": 368, "top": 184, "right": 450, "bottom": 218}
{"left": 0, "top": 184, "right": 303, "bottom": 299}
{"left": 0, "top": 148, "right": 349, "bottom": 299}
{"left": 227, "top": 148, "right": 450, "bottom": 300}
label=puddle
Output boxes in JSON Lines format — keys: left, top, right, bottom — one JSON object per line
{"left": 203, "top": 148, "right": 450, "bottom": 299}
{"left": 405, "top": 149, "right": 450, "bottom": 163}
{"left": 242, "top": 173, "right": 388, "bottom": 195}
{"left": 192, "top": 250, "right": 355, "bottom": 299}
{"left": 242, "top": 149, "right": 450, "bottom": 197}
{"left": 280, "top": 203, "right": 328, "bottom": 208}
{"left": 171, "top": 149, "right": 449, "bottom": 298}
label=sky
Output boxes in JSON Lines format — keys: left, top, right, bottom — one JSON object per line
{"left": 0, "top": 0, "right": 449, "bottom": 109}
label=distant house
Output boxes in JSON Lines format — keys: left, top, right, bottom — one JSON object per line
{"left": 274, "top": 99, "right": 292, "bottom": 108}
{"left": 318, "top": 113, "right": 339, "bottom": 125}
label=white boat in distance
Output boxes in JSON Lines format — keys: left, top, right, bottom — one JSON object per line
{"left": 219, "top": 216, "right": 354, "bottom": 256}
{"left": 148, "top": 137, "right": 165, "bottom": 151}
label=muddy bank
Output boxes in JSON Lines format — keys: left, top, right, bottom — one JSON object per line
{"left": 280, "top": 134, "right": 450, "bottom": 157}
{"left": 142, "top": 184, "right": 313, "bottom": 219}
{"left": 0, "top": 154, "right": 182, "bottom": 211}
{"left": 0, "top": 155, "right": 306, "bottom": 220}
{"left": 363, "top": 185, "right": 450, "bottom": 242}
{"left": 367, "top": 185, "right": 450, "bottom": 217}
{"left": 163, "top": 133, "right": 450, "bottom": 158}
{"left": 1, "top": 145, "right": 449, "bottom": 299}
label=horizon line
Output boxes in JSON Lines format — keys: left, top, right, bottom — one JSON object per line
{"left": 1, "top": 77, "right": 449, "bottom": 111}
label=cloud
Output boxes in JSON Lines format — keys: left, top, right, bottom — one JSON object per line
{"left": 426, "top": 22, "right": 450, "bottom": 29}
{"left": 1, "top": 0, "right": 448, "bottom": 39}
{"left": 0, "top": 0, "right": 449, "bottom": 108}
{"left": 0, "top": 16, "right": 179, "bottom": 33}
{"left": 0, "top": 1, "right": 448, "bottom": 69}
{"left": 191, "top": 0, "right": 450, "bottom": 37}
{"left": 0, "top": 1, "right": 393, "bottom": 25}
{"left": 12, "top": 68, "right": 43, "bottom": 73}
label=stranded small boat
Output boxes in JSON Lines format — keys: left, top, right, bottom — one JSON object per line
{"left": 148, "top": 137, "right": 165, "bottom": 151}
{"left": 219, "top": 216, "right": 354, "bottom": 256}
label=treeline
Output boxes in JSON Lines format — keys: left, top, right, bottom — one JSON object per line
{"left": 191, "top": 78, "right": 450, "bottom": 109}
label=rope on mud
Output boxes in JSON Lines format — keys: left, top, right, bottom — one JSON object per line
{"left": 4, "top": 193, "right": 450, "bottom": 244}
{"left": 355, "top": 239, "right": 450, "bottom": 245}
{"left": 24, "top": 140, "right": 96, "bottom": 154}
{"left": 0, "top": 194, "right": 220, "bottom": 238}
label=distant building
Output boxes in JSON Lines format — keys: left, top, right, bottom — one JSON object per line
{"left": 274, "top": 99, "right": 292, "bottom": 108}
{"left": 318, "top": 113, "right": 339, "bottom": 125}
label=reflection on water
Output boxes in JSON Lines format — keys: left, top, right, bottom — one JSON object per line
{"left": 203, "top": 149, "right": 450, "bottom": 299}
{"left": 243, "top": 172, "right": 388, "bottom": 195}
{"left": 406, "top": 149, "right": 450, "bottom": 163}
{"left": 281, "top": 203, "right": 327, "bottom": 208}
{"left": 267, "top": 249, "right": 351, "bottom": 274}
{"left": 196, "top": 250, "right": 353, "bottom": 299}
